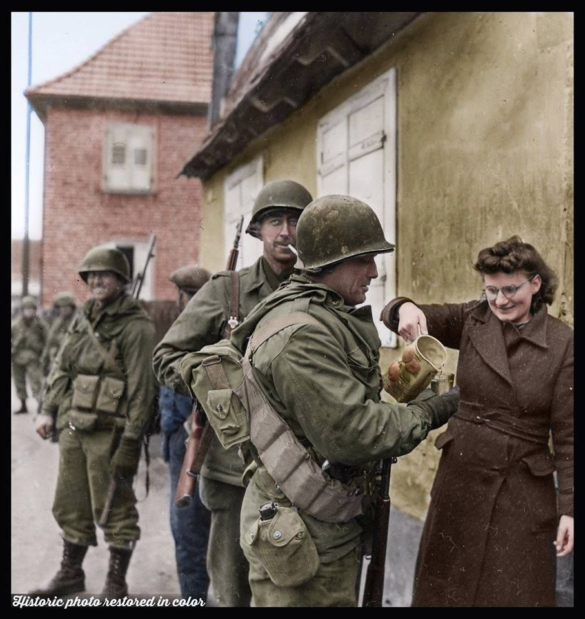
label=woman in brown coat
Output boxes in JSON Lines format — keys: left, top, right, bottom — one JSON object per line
{"left": 381, "top": 236, "right": 573, "bottom": 607}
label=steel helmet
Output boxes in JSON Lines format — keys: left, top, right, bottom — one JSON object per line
{"left": 296, "top": 195, "right": 395, "bottom": 271}
{"left": 169, "top": 264, "right": 211, "bottom": 294}
{"left": 246, "top": 180, "right": 313, "bottom": 239}
{"left": 53, "top": 291, "right": 76, "bottom": 308}
{"left": 21, "top": 295, "right": 37, "bottom": 309}
{"left": 78, "top": 246, "right": 131, "bottom": 283}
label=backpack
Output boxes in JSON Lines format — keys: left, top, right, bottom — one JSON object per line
{"left": 179, "top": 312, "right": 366, "bottom": 524}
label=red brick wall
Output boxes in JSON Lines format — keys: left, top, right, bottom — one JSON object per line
{"left": 41, "top": 107, "right": 208, "bottom": 306}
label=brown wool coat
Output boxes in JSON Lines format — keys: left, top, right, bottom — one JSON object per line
{"left": 382, "top": 298, "right": 573, "bottom": 607}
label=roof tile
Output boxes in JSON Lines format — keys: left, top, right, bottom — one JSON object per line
{"left": 26, "top": 12, "right": 214, "bottom": 104}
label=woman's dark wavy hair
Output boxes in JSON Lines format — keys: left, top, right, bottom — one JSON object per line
{"left": 474, "top": 235, "right": 558, "bottom": 310}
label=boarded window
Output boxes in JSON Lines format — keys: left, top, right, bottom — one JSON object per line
{"left": 317, "top": 68, "right": 397, "bottom": 347}
{"left": 103, "top": 123, "right": 154, "bottom": 193}
{"left": 223, "top": 157, "right": 264, "bottom": 270}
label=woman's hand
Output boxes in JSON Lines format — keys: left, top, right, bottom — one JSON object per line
{"left": 398, "top": 302, "right": 428, "bottom": 342}
{"left": 555, "top": 515, "right": 574, "bottom": 556}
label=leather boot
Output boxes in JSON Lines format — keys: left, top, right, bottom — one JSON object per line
{"left": 29, "top": 539, "right": 87, "bottom": 597}
{"left": 14, "top": 399, "right": 28, "bottom": 414}
{"left": 102, "top": 546, "right": 133, "bottom": 598}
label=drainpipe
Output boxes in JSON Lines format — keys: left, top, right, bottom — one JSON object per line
{"left": 208, "top": 12, "right": 239, "bottom": 128}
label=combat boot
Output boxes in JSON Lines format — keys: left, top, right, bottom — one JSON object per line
{"left": 29, "top": 539, "right": 87, "bottom": 597}
{"left": 102, "top": 546, "right": 133, "bottom": 598}
{"left": 14, "top": 399, "right": 28, "bottom": 414}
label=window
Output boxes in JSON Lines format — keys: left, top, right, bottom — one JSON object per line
{"left": 103, "top": 123, "right": 154, "bottom": 194}
{"left": 223, "top": 157, "right": 264, "bottom": 269}
{"left": 317, "top": 68, "right": 397, "bottom": 347}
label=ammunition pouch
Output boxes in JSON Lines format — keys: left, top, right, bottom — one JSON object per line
{"left": 243, "top": 506, "right": 320, "bottom": 588}
{"left": 71, "top": 374, "right": 100, "bottom": 410}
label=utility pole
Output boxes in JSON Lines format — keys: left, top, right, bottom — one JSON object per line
{"left": 22, "top": 11, "right": 33, "bottom": 298}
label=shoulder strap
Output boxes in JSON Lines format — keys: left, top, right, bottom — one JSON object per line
{"left": 246, "top": 311, "right": 326, "bottom": 359}
{"left": 85, "top": 322, "right": 125, "bottom": 380}
{"left": 223, "top": 271, "right": 240, "bottom": 339}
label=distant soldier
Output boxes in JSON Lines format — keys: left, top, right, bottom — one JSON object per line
{"left": 41, "top": 292, "right": 77, "bottom": 376}
{"left": 11, "top": 296, "right": 48, "bottom": 414}
{"left": 159, "top": 264, "right": 212, "bottom": 601}
{"left": 31, "top": 246, "right": 157, "bottom": 599}
{"left": 154, "top": 180, "right": 313, "bottom": 607}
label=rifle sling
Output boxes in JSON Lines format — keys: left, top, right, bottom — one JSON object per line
{"left": 223, "top": 271, "right": 240, "bottom": 339}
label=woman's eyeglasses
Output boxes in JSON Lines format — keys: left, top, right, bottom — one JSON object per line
{"left": 483, "top": 274, "right": 537, "bottom": 301}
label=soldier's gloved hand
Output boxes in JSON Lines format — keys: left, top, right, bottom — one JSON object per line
{"left": 407, "top": 386, "right": 460, "bottom": 430}
{"left": 111, "top": 436, "right": 142, "bottom": 479}
{"left": 35, "top": 414, "right": 55, "bottom": 440}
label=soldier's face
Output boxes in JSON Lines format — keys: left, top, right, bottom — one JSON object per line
{"left": 59, "top": 305, "right": 74, "bottom": 318}
{"left": 318, "top": 255, "right": 379, "bottom": 306}
{"left": 259, "top": 211, "right": 298, "bottom": 264}
{"left": 87, "top": 271, "right": 124, "bottom": 306}
{"left": 22, "top": 308, "right": 36, "bottom": 319}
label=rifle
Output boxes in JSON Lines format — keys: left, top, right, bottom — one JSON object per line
{"left": 132, "top": 234, "right": 157, "bottom": 299}
{"left": 100, "top": 234, "right": 157, "bottom": 527}
{"left": 174, "top": 216, "right": 244, "bottom": 509}
{"left": 174, "top": 402, "right": 214, "bottom": 507}
{"left": 362, "top": 456, "right": 397, "bottom": 607}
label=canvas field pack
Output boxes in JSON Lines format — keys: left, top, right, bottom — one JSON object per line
{"left": 180, "top": 312, "right": 366, "bottom": 524}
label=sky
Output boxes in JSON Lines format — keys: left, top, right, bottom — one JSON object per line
{"left": 11, "top": 11, "right": 269, "bottom": 240}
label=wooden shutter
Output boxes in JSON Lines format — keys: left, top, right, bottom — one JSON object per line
{"left": 224, "top": 158, "right": 264, "bottom": 269}
{"left": 317, "top": 69, "right": 397, "bottom": 347}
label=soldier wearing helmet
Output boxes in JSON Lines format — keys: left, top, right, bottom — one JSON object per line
{"left": 41, "top": 292, "right": 78, "bottom": 378}
{"left": 32, "top": 245, "right": 157, "bottom": 599}
{"left": 158, "top": 263, "right": 213, "bottom": 602}
{"left": 153, "top": 179, "right": 313, "bottom": 607}
{"left": 229, "top": 195, "right": 460, "bottom": 607}
{"left": 11, "top": 295, "right": 48, "bottom": 414}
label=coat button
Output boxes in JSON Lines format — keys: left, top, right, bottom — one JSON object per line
{"left": 273, "top": 531, "right": 282, "bottom": 540}
{"left": 216, "top": 404, "right": 223, "bottom": 413}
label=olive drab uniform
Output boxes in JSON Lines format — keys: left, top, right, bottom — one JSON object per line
{"left": 229, "top": 275, "right": 459, "bottom": 606}
{"left": 153, "top": 256, "right": 288, "bottom": 607}
{"left": 41, "top": 293, "right": 156, "bottom": 548}
{"left": 11, "top": 313, "right": 48, "bottom": 404}
{"left": 41, "top": 312, "right": 77, "bottom": 376}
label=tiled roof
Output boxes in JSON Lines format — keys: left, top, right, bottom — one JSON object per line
{"left": 26, "top": 12, "right": 214, "bottom": 105}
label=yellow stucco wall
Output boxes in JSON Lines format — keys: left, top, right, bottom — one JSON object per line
{"left": 199, "top": 12, "right": 573, "bottom": 519}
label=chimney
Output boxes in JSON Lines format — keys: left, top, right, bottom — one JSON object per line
{"left": 208, "top": 12, "right": 240, "bottom": 128}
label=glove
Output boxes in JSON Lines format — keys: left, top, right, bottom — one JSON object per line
{"left": 408, "top": 386, "right": 460, "bottom": 429}
{"left": 111, "top": 436, "right": 142, "bottom": 479}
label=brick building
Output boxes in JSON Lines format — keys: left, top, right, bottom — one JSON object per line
{"left": 25, "top": 12, "right": 215, "bottom": 305}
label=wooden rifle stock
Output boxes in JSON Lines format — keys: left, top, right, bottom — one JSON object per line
{"left": 362, "top": 457, "right": 396, "bottom": 607}
{"left": 174, "top": 404, "right": 214, "bottom": 508}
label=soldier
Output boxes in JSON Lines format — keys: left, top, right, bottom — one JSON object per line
{"left": 31, "top": 246, "right": 157, "bottom": 598}
{"left": 41, "top": 292, "right": 77, "bottom": 376}
{"left": 11, "top": 296, "right": 48, "bottom": 414}
{"left": 228, "top": 195, "right": 460, "bottom": 607}
{"left": 160, "top": 264, "right": 212, "bottom": 601}
{"left": 153, "top": 179, "right": 313, "bottom": 607}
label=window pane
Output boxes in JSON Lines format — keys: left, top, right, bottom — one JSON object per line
{"left": 112, "top": 143, "right": 126, "bottom": 165}
{"left": 134, "top": 148, "right": 147, "bottom": 166}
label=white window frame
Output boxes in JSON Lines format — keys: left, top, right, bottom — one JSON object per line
{"left": 317, "top": 67, "right": 397, "bottom": 347}
{"left": 103, "top": 122, "right": 155, "bottom": 195}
